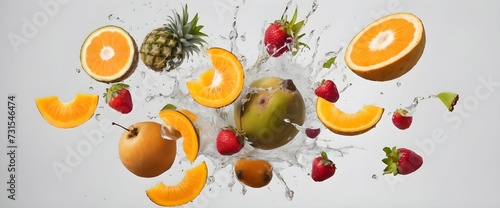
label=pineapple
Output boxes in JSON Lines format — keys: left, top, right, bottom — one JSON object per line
{"left": 140, "top": 5, "right": 207, "bottom": 71}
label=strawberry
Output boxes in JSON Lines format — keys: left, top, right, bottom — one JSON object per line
{"left": 314, "top": 79, "right": 339, "bottom": 103}
{"left": 311, "top": 151, "right": 336, "bottom": 182}
{"left": 216, "top": 126, "right": 244, "bottom": 155}
{"left": 382, "top": 146, "right": 423, "bottom": 175}
{"left": 264, "top": 7, "right": 307, "bottom": 57}
{"left": 392, "top": 108, "right": 413, "bottom": 130}
{"left": 305, "top": 128, "right": 320, "bottom": 138}
{"left": 104, "top": 83, "right": 133, "bottom": 114}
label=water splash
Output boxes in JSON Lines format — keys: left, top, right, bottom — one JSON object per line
{"left": 404, "top": 95, "right": 438, "bottom": 115}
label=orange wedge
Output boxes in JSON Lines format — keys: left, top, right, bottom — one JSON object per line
{"left": 159, "top": 109, "right": 199, "bottom": 163}
{"left": 345, "top": 13, "right": 426, "bottom": 81}
{"left": 80, "top": 25, "right": 138, "bottom": 83}
{"left": 186, "top": 47, "right": 244, "bottom": 108}
{"left": 146, "top": 161, "right": 208, "bottom": 207}
{"left": 316, "top": 98, "right": 384, "bottom": 135}
{"left": 35, "top": 94, "right": 99, "bottom": 128}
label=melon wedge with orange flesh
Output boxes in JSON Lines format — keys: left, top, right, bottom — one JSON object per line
{"left": 187, "top": 47, "right": 244, "bottom": 108}
{"left": 35, "top": 94, "right": 99, "bottom": 128}
{"left": 146, "top": 161, "right": 208, "bottom": 207}
{"left": 159, "top": 109, "right": 199, "bottom": 163}
{"left": 80, "top": 25, "right": 138, "bottom": 83}
{"left": 345, "top": 13, "right": 425, "bottom": 81}
{"left": 316, "top": 97, "right": 384, "bottom": 135}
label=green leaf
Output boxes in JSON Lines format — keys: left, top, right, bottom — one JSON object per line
{"left": 161, "top": 104, "right": 177, "bottom": 111}
{"left": 290, "top": 7, "right": 298, "bottom": 25}
{"left": 292, "top": 20, "right": 305, "bottom": 32}
{"left": 322, "top": 56, "right": 337, "bottom": 69}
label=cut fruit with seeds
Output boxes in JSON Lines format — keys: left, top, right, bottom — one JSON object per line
{"left": 159, "top": 109, "right": 199, "bottom": 163}
{"left": 345, "top": 13, "right": 426, "bottom": 81}
{"left": 35, "top": 94, "right": 99, "bottom": 128}
{"left": 146, "top": 161, "right": 208, "bottom": 207}
{"left": 186, "top": 47, "right": 244, "bottom": 108}
{"left": 316, "top": 97, "right": 384, "bottom": 135}
{"left": 80, "top": 25, "right": 138, "bottom": 83}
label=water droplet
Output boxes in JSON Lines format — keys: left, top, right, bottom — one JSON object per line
{"left": 240, "top": 34, "right": 246, "bottom": 42}
{"left": 145, "top": 96, "right": 154, "bottom": 102}
{"left": 89, "top": 87, "right": 94, "bottom": 91}
{"left": 396, "top": 82, "right": 402, "bottom": 87}
{"left": 372, "top": 174, "right": 378, "bottom": 180}
{"left": 207, "top": 176, "right": 215, "bottom": 184}
{"left": 95, "top": 114, "right": 101, "bottom": 121}
{"left": 285, "top": 189, "right": 294, "bottom": 201}
{"left": 141, "top": 71, "right": 146, "bottom": 78}
{"left": 75, "top": 68, "right": 81, "bottom": 73}
{"left": 241, "top": 186, "right": 247, "bottom": 196}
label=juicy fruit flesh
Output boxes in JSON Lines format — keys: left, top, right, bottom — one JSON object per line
{"left": 80, "top": 25, "right": 138, "bottom": 83}
{"left": 187, "top": 47, "right": 244, "bottom": 108}
{"left": 146, "top": 161, "right": 208, "bottom": 206}
{"left": 159, "top": 109, "right": 199, "bottom": 163}
{"left": 234, "top": 159, "right": 273, "bottom": 188}
{"left": 118, "top": 122, "right": 177, "bottom": 178}
{"left": 316, "top": 97, "right": 384, "bottom": 135}
{"left": 35, "top": 94, "right": 99, "bottom": 128}
{"left": 345, "top": 12, "right": 425, "bottom": 81}
{"left": 235, "top": 77, "right": 306, "bottom": 150}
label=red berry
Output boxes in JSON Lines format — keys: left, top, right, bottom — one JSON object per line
{"left": 216, "top": 127, "right": 244, "bottom": 156}
{"left": 311, "top": 151, "right": 336, "bottom": 182}
{"left": 314, "top": 79, "right": 339, "bottom": 103}
{"left": 382, "top": 146, "right": 423, "bottom": 176}
{"left": 305, "top": 128, "right": 320, "bottom": 138}
{"left": 392, "top": 108, "right": 413, "bottom": 130}
{"left": 104, "top": 83, "right": 133, "bottom": 114}
{"left": 264, "top": 23, "right": 289, "bottom": 57}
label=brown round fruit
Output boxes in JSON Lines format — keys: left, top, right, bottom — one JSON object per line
{"left": 117, "top": 122, "right": 177, "bottom": 178}
{"left": 234, "top": 158, "right": 273, "bottom": 188}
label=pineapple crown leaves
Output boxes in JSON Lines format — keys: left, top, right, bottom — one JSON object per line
{"left": 104, "top": 83, "right": 129, "bottom": 103}
{"left": 277, "top": 7, "right": 309, "bottom": 55}
{"left": 382, "top": 146, "right": 400, "bottom": 176}
{"left": 319, "top": 151, "right": 333, "bottom": 166}
{"left": 165, "top": 5, "right": 208, "bottom": 57}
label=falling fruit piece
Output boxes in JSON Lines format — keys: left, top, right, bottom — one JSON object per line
{"left": 146, "top": 161, "right": 208, "bottom": 207}
{"left": 345, "top": 13, "right": 426, "bottom": 81}
{"left": 35, "top": 94, "right": 99, "bottom": 128}
{"left": 305, "top": 128, "right": 321, "bottom": 138}
{"left": 159, "top": 109, "right": 199, "bottom": 163}
{"left": 436, "top": 92, "right": 459, "bottom": 112}
{"left": 186, "top": 47, "right": 244, "bottom": 108}
{"left": 80, "top": 25, "right": 138, "bottom": 83}
{"left": 234, "top": 158, "right": 273, "bottom": 188}
{"left": 392, "top": 108, "right": 413, "bottom": 130}
{"left": 316, "top": 97, "right": 384, "bottom": 135}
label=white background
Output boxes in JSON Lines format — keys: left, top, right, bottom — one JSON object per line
{"left": 1, "top": 0, "right": 500, "bottom": 207}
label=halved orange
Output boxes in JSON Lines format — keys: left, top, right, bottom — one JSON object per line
{"left": 146, "top": 161, "right": 208, "bottom": 207}
{"left": 345, "top": 13, "right": 426, "bottom": 81}
{"left": 35, "top": 94, "right": 99, "bottom": 128}
{"left": 186, "top": 47, "right": 244, "bottom": 108}
{"left": 80, "top": 25, "right": 138, "bottom": 83}
{"left": 159, "top": 109, "right": 199, "bottom": 163}
{"left": 316, "top": 97, "right": 384, "bottom": 135}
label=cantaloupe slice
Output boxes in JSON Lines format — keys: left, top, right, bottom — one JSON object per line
{"left": 159, "top": 109, "right": 199, "bottom": 163}
{"left": 35, "top": 94, "right": 99, "bottom": 128}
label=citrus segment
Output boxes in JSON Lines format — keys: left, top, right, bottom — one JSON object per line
{"left": 178, "top": 109, "right": 198, "bottom": 122}
{"left": 35, "top": 94, "right": 99, "bottom": 128}
{"left": 80, "top": 25, "right": 138, "bottom": 83}
{"left": 345, "top": 13, "right": 425, "bottom": 81}
{"left": 187, "top": 47, "right": 244, "bottom": 108}
{"left": 146, "top": 161, "right": 208, "bottom": 207}
{"left": 316, "top": 97, "right": 384, "bottom": 135}
{"left": 159, "top": 109, "right": 199, "bottom": 163}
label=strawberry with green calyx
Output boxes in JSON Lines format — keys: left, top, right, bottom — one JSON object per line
{"left": 104, "top": 83, "right": 133, "bottom": 114}
{"left": 264, "top": 7, "right": 309, "bottom": 57}
{"left": 314, "top": 79, "right": 340, "bottom": 103}
{"left": 436, "top": 92, "right": 459, "bottom": 112}
{"left": 216, "top": 126, "right": 245, "bottom": 156}
{"left": 382, "top": 146, "right": 423, "bottom": 176}
{"left": 392, "top": 108, "right": 413, "bottom": 130}
{"left": 311, "top": 151, "right": 336, "bottom": 182}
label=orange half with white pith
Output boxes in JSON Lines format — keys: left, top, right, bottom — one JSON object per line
{"left": 345, "top": 12, "right": 426, "bottom": 81}
{"left": 80, "top": 25, "right": 138, "bottom": 83}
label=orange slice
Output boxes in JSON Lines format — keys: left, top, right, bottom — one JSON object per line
{"left": 186, "top": 47, "right": 244, "bottom": 108}
{"left": 316, "top": 97, "right": 384, "bottom": 135}
{"left": 35, "top": 94, "right": 99, "bottom": 128}
{"left": 345, "top": 13, "right": 426, "bottom": 81}
{"left": 80, "top": 25, "right": 138, "bottom": 83}
{"left": 159, "top": 109, "right": 199, "bottom": 163}
{"left": 146, "top": 161, "right": 208, "bottom": 207}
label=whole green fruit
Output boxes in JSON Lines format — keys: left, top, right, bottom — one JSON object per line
{"left": 234, "top": 77, "right": 306, "bottom": 150}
